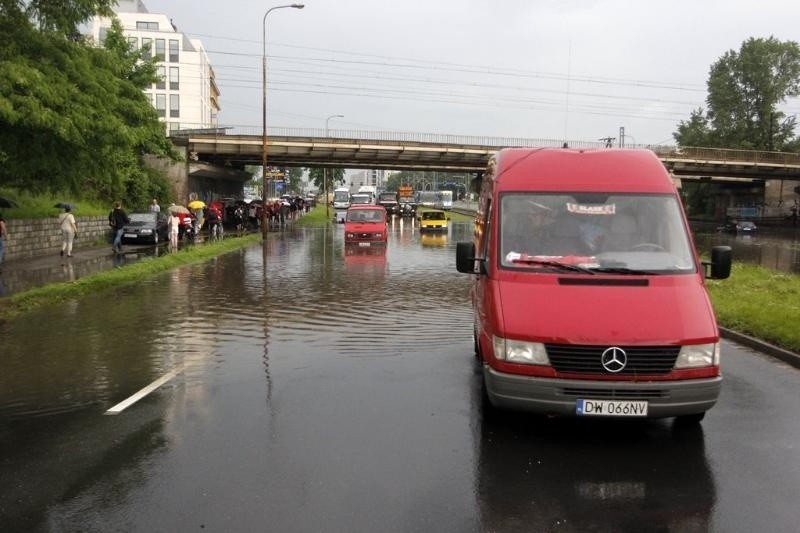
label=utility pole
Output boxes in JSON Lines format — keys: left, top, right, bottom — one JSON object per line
{"left": 619, "top": 126, "right": 625, "bottom": 148}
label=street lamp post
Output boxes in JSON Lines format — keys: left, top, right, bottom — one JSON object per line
{"left": 262, "top": 3, "right": 304, "bottom": 237}
{"left": 324, "top": 114, "right": 344, "bottom": 220}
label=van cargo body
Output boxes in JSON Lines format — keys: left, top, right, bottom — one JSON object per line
{"left": 455, "top": 148, "right": 731, "bottom": 423}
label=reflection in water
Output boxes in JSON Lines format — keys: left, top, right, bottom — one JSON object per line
{"left": 476, "top": 404, "right": 715, "bottom": 531}
{"left": 344, "top": 244, "right": 388, "bottom": 278}
{"left": 0, "top": 221, "right": 718, "bottom": 530}
{"left": 420, "top": 232, "right": 448, "bottom": 247}
{"left": 693, "top": 227, "right": 800, "bottom": 273}
{"left": 261, "top": 240, "right": 272, "bottom": 405}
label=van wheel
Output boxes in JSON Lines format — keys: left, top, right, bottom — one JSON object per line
{"left": 675, "top": 412, "right": 705, "bottom": 425}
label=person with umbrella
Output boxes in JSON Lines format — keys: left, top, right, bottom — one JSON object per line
{"left": 188, "top": 199, "right": 206, "bottom": 232}
{"left": 166, "top": 204, "right": 180, "bottom": 249}
{"left": 0, "top": 212, "right": 7, "bottom": 272}
{"left": 109, "top": 201, "right": 130, "bottom": 253}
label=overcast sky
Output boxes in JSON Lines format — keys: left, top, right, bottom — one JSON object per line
{"left": 142, "top": 0, "right": 800, "bottom": 146}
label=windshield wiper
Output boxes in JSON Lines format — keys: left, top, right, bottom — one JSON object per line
{"left": 591, "top": 266, "right": 659, "bottom": 275}
{"left": 512, "top": 258, "right": 596, "bottom": 274}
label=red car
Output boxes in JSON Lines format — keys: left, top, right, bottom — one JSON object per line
{"left": 344, "top": 205, "right": 388, "bottom": 246}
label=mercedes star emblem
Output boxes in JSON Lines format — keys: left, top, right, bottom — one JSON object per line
{"left": 601, "top": 347, "right": 627, "bottom": 373}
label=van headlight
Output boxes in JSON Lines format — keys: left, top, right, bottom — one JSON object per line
{"left": 492, "top": 336, "right": 550, "bottom": 365}
{"left": 675, "top": 343, "right": 719, "bottom": 368}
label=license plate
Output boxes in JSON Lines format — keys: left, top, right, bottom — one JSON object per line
{"left": 576, "top": 399, "right": 648, "bottom": 417}
{"left": 358, "top": 242, "right": 371, "bottom": 247}
{"left": 124, "top": 234, "right": 137, "bottom": 239}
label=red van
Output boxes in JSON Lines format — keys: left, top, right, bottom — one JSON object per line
{"left": 344, "top": 205, "right": 388, "bottom": 246}
{"left": 456, "top": 148, "right": 731, "bottom": 423}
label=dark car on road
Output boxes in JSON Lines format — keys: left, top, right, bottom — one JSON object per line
{"left": 378, "top": 192, "right": 400, "bottom": 216}
{"left": 719, "top": 219, "right": 757, "bottom": 234}
{"left": 121, "top": 212, "right": 168, "bottom": 244}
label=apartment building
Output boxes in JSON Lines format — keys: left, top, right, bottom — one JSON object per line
{"left": 86, "top": 0, "right": 220, "bottom": 135}
{"left": 349, "top": 169, "right": 385, "bottom": 192}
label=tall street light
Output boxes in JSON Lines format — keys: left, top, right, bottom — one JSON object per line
{"left": 324, "top": 114, "right": 344, "bottom": 220}
{"left": 262, "top": 3, "right": 304, "bottom": 237}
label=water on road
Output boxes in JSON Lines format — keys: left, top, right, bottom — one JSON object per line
{"left": 1, "top": 219, "right": 799, "bottom": 532}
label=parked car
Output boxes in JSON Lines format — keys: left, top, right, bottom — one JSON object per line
{"left": 720, "top": 219, "right": 757, "bottom": 234}
{"left": 344, "top": 205, "right": 388, "bottom": 246}
{"left": 121, "top": 212, "right": 168, "bottom": 244}
{"left": 418, "top": 209, "right": 449, "bottom": 232}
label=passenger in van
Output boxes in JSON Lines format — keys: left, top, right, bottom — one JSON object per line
{"left": 503, "top": 200, "right": 556, "bottom": 256}
{"left": 577, "top": 218, "right": 609, "bottom": 254}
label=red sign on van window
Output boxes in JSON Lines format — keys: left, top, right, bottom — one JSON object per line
{"left": 566, "top": 203, "right": 616, "bottom": 215}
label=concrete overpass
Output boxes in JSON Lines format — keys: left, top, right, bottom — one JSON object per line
{"left": 173, "top": 127, "right": 800, "bottom": 181}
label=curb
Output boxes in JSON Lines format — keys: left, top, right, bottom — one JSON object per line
{"left": 720, "top": 327, "right": 800, "bottom": 370}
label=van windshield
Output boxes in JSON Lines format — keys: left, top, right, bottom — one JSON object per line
{"left": 499, "top": 193, "right": 696, "bottom": 273}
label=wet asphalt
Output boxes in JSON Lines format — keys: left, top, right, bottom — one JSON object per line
{"left": 0, "top": 221, "right": 799, "bottom": 532}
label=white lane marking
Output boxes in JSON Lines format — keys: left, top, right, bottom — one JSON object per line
{"left": 104, "top": 367, "right": 181, "bottom": 415}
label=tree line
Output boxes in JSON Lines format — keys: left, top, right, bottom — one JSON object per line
{"left": 0, "top": 0, "right": 174, "bottom": 207}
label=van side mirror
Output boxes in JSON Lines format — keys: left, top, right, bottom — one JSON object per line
{"left": 456, "top": 241, "right": 485, "bottom": 274}
{"left": 704, "top": 245, "right": 732, "bottom": 279}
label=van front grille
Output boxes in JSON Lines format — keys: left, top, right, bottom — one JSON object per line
{"left": 562, "top": 388, "right": 667, "bottom": 399}
{"left": 545, "top": 344, "right": 680, "bottom": 375}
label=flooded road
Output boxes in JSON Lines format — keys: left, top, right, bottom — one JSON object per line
{"left": 1, "top": 220, "right": 799, "bottom": 531}
{"left": 693, "top": 225, "right": 800, "bottom": 274}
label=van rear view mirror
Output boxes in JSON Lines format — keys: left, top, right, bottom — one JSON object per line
{"left": 456, "top": 242, "right": 485, "bottom": 274}
{"left": 705, "top": 246, "right": 732, "bottom": 279}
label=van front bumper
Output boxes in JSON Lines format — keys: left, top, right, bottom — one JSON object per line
{"left": 483, "top": 365, "right": 722, "bottom": 418}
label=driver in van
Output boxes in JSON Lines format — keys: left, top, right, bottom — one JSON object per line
{"left": 503, "top": 199, "right": 556, "bottom": 256}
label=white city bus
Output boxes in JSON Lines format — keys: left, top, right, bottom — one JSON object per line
{"left": 333, "top": 187, "right": 351, "bottom": 209}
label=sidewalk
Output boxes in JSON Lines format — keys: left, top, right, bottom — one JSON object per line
{"left": 0, "top": 242, "right": 161, "bottom": 298}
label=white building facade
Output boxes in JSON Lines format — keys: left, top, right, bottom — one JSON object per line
{"left": 86, "top": 0, "right": 220, "bottom": 135}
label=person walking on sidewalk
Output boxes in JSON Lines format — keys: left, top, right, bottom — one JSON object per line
{"left": 58, "top": 206, "right": 78, "bottom": 257}
{"left": 150, "top": 198, "right": 161, "bottom": 213}
{"left": 109, "top": 202, "right": 130, "bottom": 253}
{"left": 0, "top": 212, "right": 7, "bottom": 272}
{"left": 167, "top": 209, "right": 180, "bottom": 250}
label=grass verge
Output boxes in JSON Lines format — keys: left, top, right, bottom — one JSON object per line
{"left": 707, "top": 262, "right": 800, "bottom": 353}
{"left": 295, "top": 205, "right": 334, "bottom": 226}
{"left": 0, "top": 187, "right": 112, "bottom": 219}
{"left": 0, "top": 233, "right": 262, "bottom": 321}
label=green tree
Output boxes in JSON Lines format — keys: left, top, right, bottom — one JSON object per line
{"left": 385, "top": 171, "right": 420, "bottom": 191}
{"left": 307, "top": 167, "right": 345, "bottom": 192}
{"left": 0, "top": 10, "right": 175, "bottom": 206}
{"left": 285, "top": 167, "right": 305, "bottom": 194}
{"left": 674, "top": 37, "right": 800, "bottom": 150}
{"left": 1, "top": 0, "right": 115, "bottom": 36}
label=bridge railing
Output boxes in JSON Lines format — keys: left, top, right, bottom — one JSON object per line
{"left": 172, "top": 124, "right": 800, "bottom": 166}
{"left": 171, "top": 124, "right": 623, "bottom": 148}
{"left": 651, "top": 146, "right": 800, "bottom": 166}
